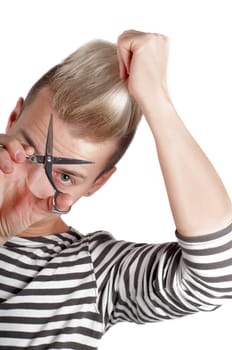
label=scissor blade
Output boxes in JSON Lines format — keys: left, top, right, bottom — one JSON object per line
{"left": 53, "top": 157, "right": 94, "bottom": 165}
{"left": 46, "top": 114, "right": 53, "bottom": 157}
{"left": 43, "top": 114, "right": 60, "bottom": 193}
{"left": 26, "top": 155, "right": 94, "bottom": 165}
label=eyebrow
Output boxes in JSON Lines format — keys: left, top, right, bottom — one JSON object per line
{"left": 20, "top": 128, "right": 88, "bottom": 182}
{"left": 19, "top": 129, "right": 40, "bottom": 152}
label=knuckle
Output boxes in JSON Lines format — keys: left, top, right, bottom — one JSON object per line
{"left": 118, "top": 29, "right": 135, "bottom": 43}
{"left": 118, "top": 30, "right": 126, "bottom": 40}
{"left": 150, "top": 33, "right": 169, "bottom": 41}
{"left": 0, "top": 147, "right": 7, "bottom": 159}
{"left": 8, "top": 137, "right": 23, "bottom": 152}
{"left": 0, "top": 134, "right": 25, "bottom": 162}
{"left": 0, "top": 134, "right": 13, "bottom": 148}
{"left": 0, "top": 149, "right": 12, "bottom": 172}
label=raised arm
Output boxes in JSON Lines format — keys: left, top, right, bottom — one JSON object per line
{"left": 117, "top": 30, "right": 232, "bottom": 237}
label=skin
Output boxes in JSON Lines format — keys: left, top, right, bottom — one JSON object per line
{"left": 0, "top": 29, "right": 232, "bottom": 244}
{"left": 117, "top": 30, "right": 232, "bottom": 235}
{"left": 0, "top": 87, "right": 116, "bottom": 240}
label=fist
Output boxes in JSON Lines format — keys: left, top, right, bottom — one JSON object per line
{"left": 117, "top": 29, "right": 170, "bottom": 107}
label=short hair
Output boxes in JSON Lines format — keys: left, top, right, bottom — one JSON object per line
{"left": 23, "top": 39, "right": 142, "bottom": 177}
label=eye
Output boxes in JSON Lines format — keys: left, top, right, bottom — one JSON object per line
{"left": 59, "top": 173, "right": 71, "bottom": 183}
{"left": 52, "top": 171, "right": 73, "bottom": 188}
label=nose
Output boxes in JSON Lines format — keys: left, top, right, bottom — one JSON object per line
{"left": 27, "top": 163, "right": 55, "bottom": 199}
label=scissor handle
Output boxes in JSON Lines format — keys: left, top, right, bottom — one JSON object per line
{"left": 44, "top": 155, "right": 60, "bottom": 193}
{"left": 52, "top": 192, "right": 71, "bottom": 215}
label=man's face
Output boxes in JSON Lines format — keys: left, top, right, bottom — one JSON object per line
{"left": 6, "top": 87, "right": 117, "bottom": 204}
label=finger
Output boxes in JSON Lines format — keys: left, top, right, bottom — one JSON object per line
{"left": 24, "top": 144, "right": 35, "bottom": 156}
{"left": 52, "top": 193, "right": 73, "bottom": 214}
{"left": 118, "top": 47, "right": 132, "bottom": 77}
{"left": 117, "top": 46, "right": 129, "bottom": 80}
{"left": 0, "top": 134, "right": 27, "bottom": 163}
{"left": 117, "top": 34, "right": 133, "bottom": 79}
{"left": 0, "top": 146, "right": 14, "bottom": 173}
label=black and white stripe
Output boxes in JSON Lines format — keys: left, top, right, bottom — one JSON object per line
{"left": 0, "top": 222, "right": 232, "bottom": 349}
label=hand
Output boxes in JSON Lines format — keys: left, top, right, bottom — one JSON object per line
{"left": 0, "top": 135, "right": 72, "bottom": 242}
{"left": 117, "top": 29, "right": 170, "bottom": 109}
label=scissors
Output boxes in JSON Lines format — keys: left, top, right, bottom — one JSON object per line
{"left": 26, "top": 114, "right": 93, "bottom": 214}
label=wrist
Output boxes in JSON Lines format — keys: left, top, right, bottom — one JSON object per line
{"left": 139, "top": 90, "right": 175, "bottom": 122}
{"left": 135, "top": 84, "right": 170, "bottom": 109}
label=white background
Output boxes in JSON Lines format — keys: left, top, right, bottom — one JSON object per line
{"left": 0, "top": 0, "right": 232, "bottom": 349}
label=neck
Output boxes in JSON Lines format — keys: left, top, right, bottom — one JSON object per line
{"left": 17, "top": 217, "right": 69, "bottom": 238}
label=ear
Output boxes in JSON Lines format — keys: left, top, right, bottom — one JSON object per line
{"left": 6, "top": 97, "right": 24, "bottom": 132}
{"left": 84, "top": 167, "right": 117, "bottom": 197}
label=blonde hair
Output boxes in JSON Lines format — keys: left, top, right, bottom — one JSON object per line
{"left": 24, "top": 39, "right": 142, "bottom": 174}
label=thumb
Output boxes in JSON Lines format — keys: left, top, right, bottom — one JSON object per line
{"left": 52, "top": 193, "right": 74, "bottom": 214}
{"left": 117, "top": 46, "right": 131, "bottom": 79}
{"left": 34, "top": 192, "right": 73, "bottom": 216}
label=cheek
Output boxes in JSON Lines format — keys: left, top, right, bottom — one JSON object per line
{"left": 71, "top": 184, "right": 92, "bottom": 202}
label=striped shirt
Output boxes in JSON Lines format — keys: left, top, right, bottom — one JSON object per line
{"left": 0, "top": 221, "right": 232, "bottom": 349}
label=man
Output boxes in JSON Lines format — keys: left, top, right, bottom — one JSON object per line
{"left": 0, "top": 30, "right": 231, "bottom": 349}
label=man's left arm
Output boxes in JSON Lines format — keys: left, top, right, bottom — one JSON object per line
{"left": 141, "top": 93, "right": 232, "bottom": 237}
{"left": 117, "top": 30, "right": 232, "bottom": 237}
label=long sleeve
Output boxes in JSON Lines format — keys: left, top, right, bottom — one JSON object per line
{"left": 89, "top": 221, "right": 232, "bottom": 331}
